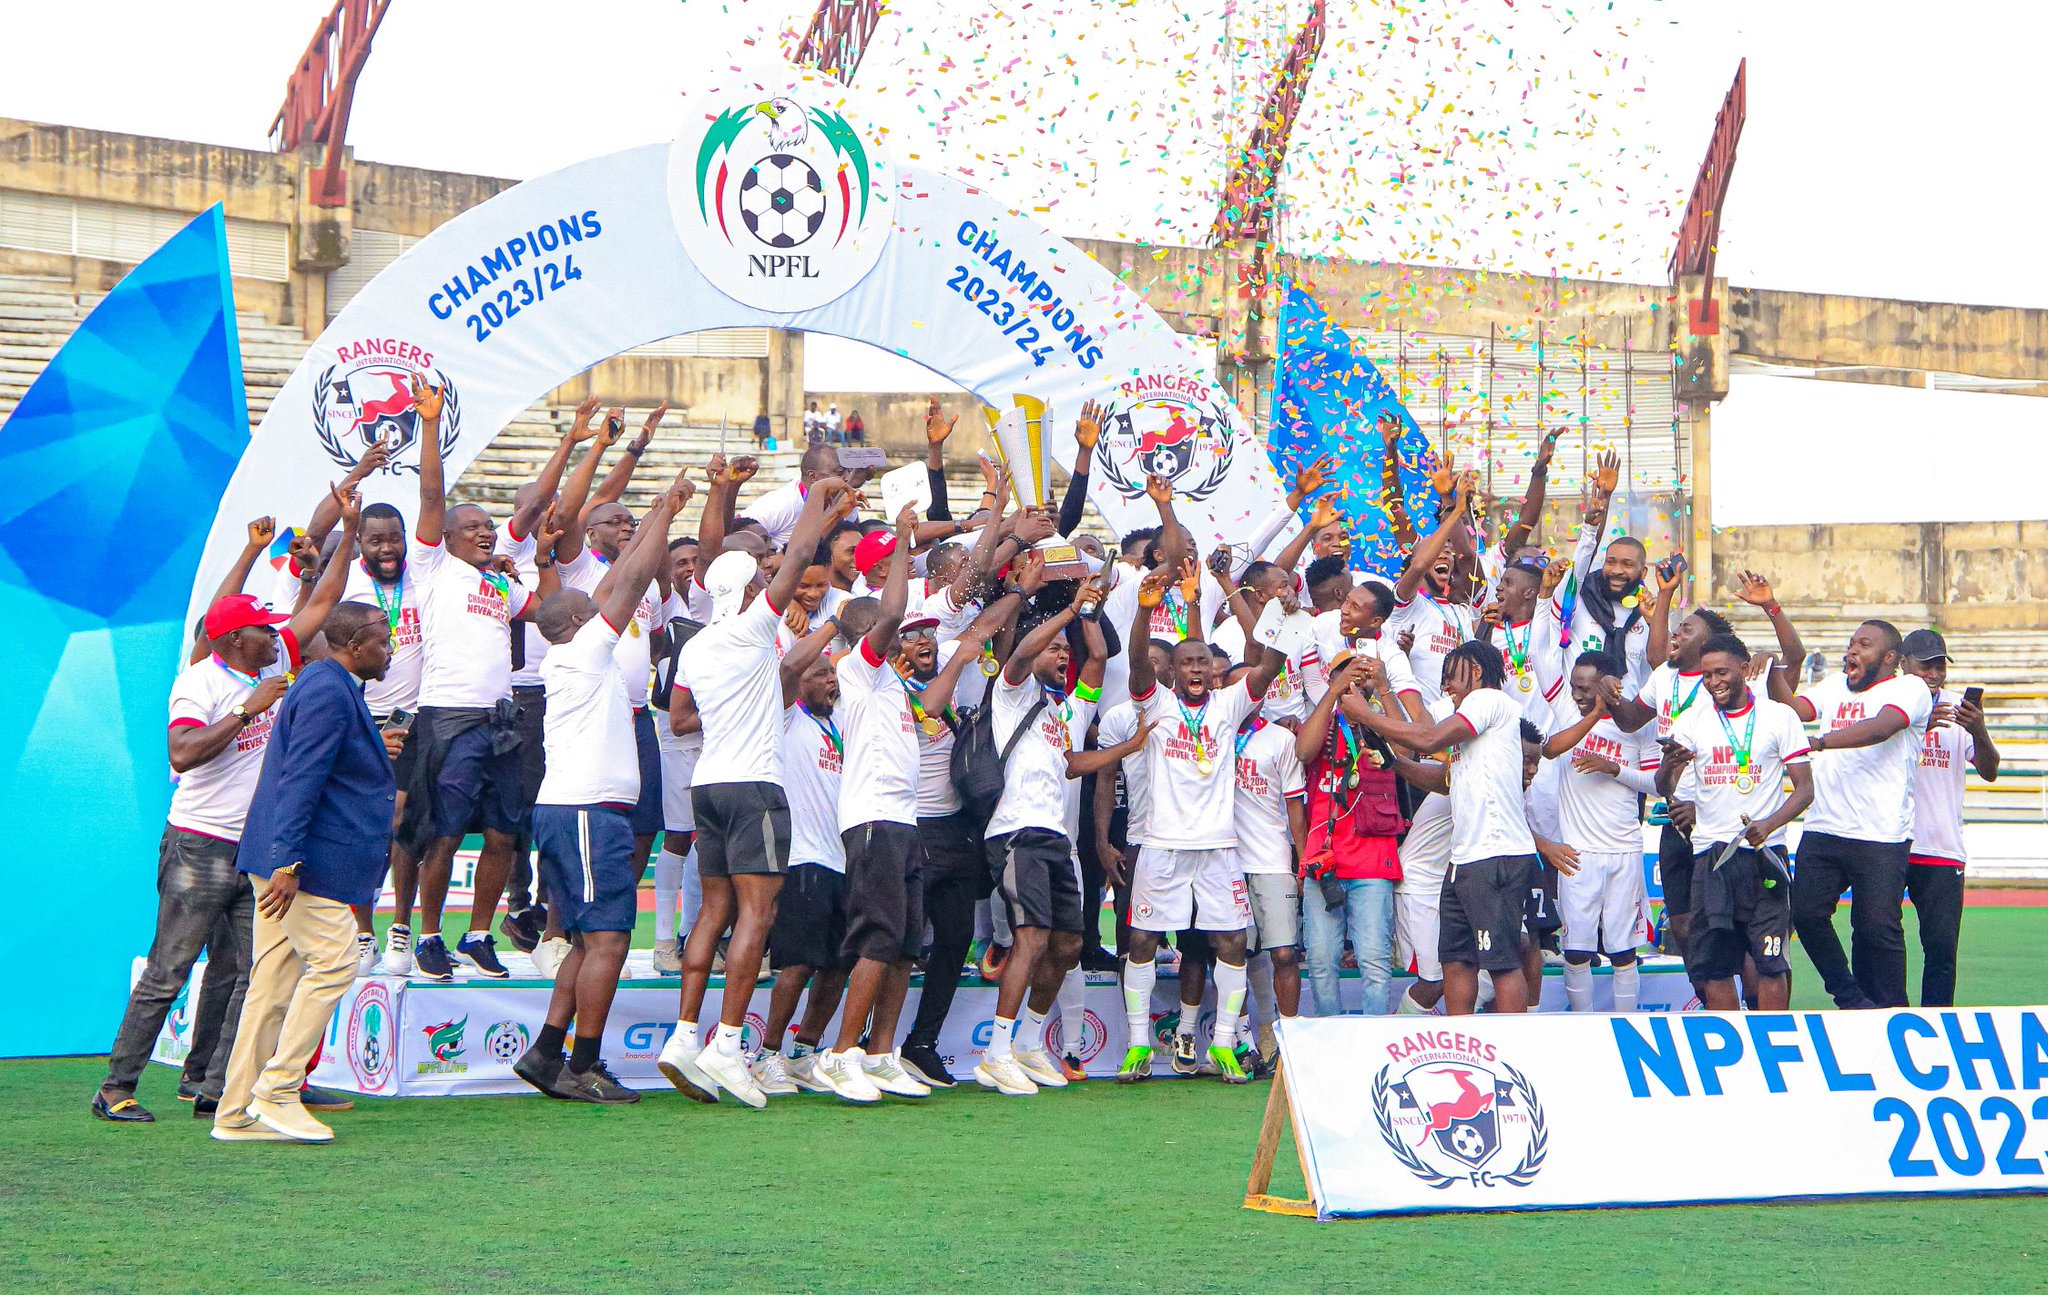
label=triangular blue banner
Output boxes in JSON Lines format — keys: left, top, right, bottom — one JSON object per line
{"left": 1271, "top": 283, "right": 1441, "bottom": 580}
{"left": 0, "top": 206, "right": 248, "bottom": 1057}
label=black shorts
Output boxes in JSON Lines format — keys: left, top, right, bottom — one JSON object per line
{"left": 425, "top": 713, "right": 526, "bottom": 840}
{"left": 1524, "top": 862, "right": 1562, "bottom": 937}
{"left": 918, "top": 811, "right": 990, "bottom": 897}
{"left": 989, "top": 828, "right": 1084, "bottom": 934}
{"left": 1687, "top": 844, "right": 1792, "bottom": 981}
{"left": 532, "top": 803, "right": 638, "bottom": 933}
{"left": 511, "top": 686, "right": 548, "bottom": 836}
{"left": 1439, "top": 854, "right": 1537, "bottom": 972}
{"left": 692, "top": 782, "right": 791, "bottom": 878}
{"left": 628, "top": 707, "right": 662, "bottom": 837}
{"left": 376, "top": 712, "right": 419, "bottom": 792}
{"left": 770, "top": 863, "right": 853, "bottom": 972}
{"left": 1658, "top": 821, "right": 1695, "bottom": 918}
{"left": 842, "top": 821, "right": 924, "bottom": 963}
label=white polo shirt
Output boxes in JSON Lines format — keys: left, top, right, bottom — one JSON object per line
{"left": 536, "top": 616, "right": 638, "bottom": 806}
{"left": 414, "top": 538, "right": 533, "bottom": 709}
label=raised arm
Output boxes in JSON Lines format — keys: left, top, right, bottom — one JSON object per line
{"left": 777, "top": 620, "right": 842, "bottom": 705}
{"left": 1734, "top": 570, "right": 1806, "bottom": 683}
{"left": 924, "top": 592, "right": 1024, "bottom": 713}
{"left": 1645, "top": 558, "right": 1682, "bottom": 675}
{"left": 1375, "top": 414, "right": 1419, "bottom": 550}
{"left": 1274, "top": 492, "right": 1340, "bottom": 575}
{"left": 1500, "top": 427, "right": 1561, "bottom": 558}
{"left": 510, "top": 397, "right": 598, "bottom": 539}
{"left": 861, "top": 505, "right": 919, "bottom": 661}
{"left": 1125, "top": 568, "right": 1171, "bottom": 698}
{"left": 550, "top": 406, "right": 624, "bottom": 564}
{"left": 1074, "top": 573, "right": 1110, "bottom": 692}
{"left": 285, "top": 485, "right": 362, "bottom": 651}
{"left": 924, "top": 397, "right": 959, "bottom": 520}
{"left": 301, "top": 442, "right": 390, "bottom": 549}
{"left": 1002, "top": 602, "right": 1077, "bottom": 688}
{"left": 1394, "top": 471, "right": 1472, "bottom": 603}
{"left": 412, "top": 379, "right": 448, "bottom": 545}
{"left": 192, "top": 517, "right": 280, "bottom": 663}
{"left": 594, "top": 469, "right": 685, "bottom": 628}
{"left": 586, "top": 403, "right": 666, "bottom": 517}
{"left": 1145, "top": 473, "right": 1191, "bottom": 575}
{"left": 769, "top": 476, "right": 852, "bottom": 613}
{"left": 1057, "top": 400, "right": 1103, "bottom": 537}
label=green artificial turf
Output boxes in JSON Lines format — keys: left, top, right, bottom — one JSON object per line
{"left": 5, "top": 908, "right": 2044, "bottom": 1294}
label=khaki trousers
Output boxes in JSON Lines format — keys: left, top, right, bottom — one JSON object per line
{"left": 217, "top": 890, "right": 358, "bottom": 1122}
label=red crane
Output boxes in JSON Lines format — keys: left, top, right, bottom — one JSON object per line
{"left": 793, "top": 0, "right": 887, "bottom": 85}
{"left": 1670, "top": 59, "right": 1747, "bottom": 336}
{"left": 1211, "top": 0, "right": 1327, "bottom": 249}
{"left": 270, "top": 0, "right": 395, "bottom": 209}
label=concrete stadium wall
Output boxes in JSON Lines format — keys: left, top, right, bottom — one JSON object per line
{"left": 1712, "top": 521, "right": 2048, "bottom": 630}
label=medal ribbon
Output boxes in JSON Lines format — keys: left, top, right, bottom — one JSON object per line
{"left": 1716, "top": 702, "right": 1757, "bottom": 774}
{"left": 1503, "top": 619, "right": 1530, "bottom": 677}
{"left": 214, "top": 656, "right": 260, "bottom": 689}
{"left": 801, "top": 703, "right": 843, "bottom": 757}
{"left": 1164, "top": 588, "right": 1189, "bottom": 640}
{"left": 1669, "top": 672, "right": 1705, "bottom": 720}
{"left": 1235, "top": 715, "right": 1266, "bottom": 760}
{"left": 368, "top": 569, "right": 404, "bottom": 632}
{"left": 895, "top": 666, "right": 957, "bottom": 731}
{"left": 1175, "top": 694, "right": 1211, "bottom": 768}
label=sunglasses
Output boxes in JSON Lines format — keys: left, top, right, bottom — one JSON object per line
{"left": 900, "top": 626, "right": 937, "bottom": 641}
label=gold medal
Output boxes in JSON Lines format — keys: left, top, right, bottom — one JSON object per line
{"left": 1196, "top": 753, "right": 1215, "bottom": 776}
{"left": 1734, "top": 773, "right": 1756, "bottom": 794}
{"left": 921, "top": 716, "right": 944, "bottom": 737}
{"left": 1621, "top": 593, "right": 1640, "bottom": 610}
{"left": 1516, "top": 672, "right": 1535, "bottom": 693}
{"left": 979, "top": 653, "right": 999, "bottom": 677}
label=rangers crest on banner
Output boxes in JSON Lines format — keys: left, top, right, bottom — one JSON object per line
{"left": 669, "top": 76, "right": 896, "bottom": 313}
{"left": 1372, "top": 1033, "right": 1548, "bottom": 1189}
{"left": 1096, "top": 374, "right": 1237, "bottom": 503}
{"left": 312, "top": 341, "right": 460, "bottom": 474}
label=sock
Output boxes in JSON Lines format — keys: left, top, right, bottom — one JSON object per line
{"left": 1612, "top": 962, "right": 1641, "bottom": 1014}
{"left": 673, "top": 1020, "right": 698, "bottom": 1052}
{"left": 1056, "top": 967, "right": 1087, "bottom": 1053}
{"left": 713, "top": 1022, "right": 743, "bottom": 1057}
{"left": 679, "top": 847, "right": 702, "bottom": 931}
{"left": 1563, "top": 961, "right": 1593, "bottom": 1013}
{"left": 1212, "top": 960, "right": 1248, "bottom": 1051}
{"left": 1123, "top": 958, "right": 1157, "bottom": 1046}
{"left": 569, "top": 1034, "right": 601, "bottom": 1073}
{"left": 536, "top": 1022, "right": 568, "bottom": 1055}
{"left": 987, "top": 1015, "right": 1015, "bottom": 1060}
{"left": 1396, "top": 985, "right": 1432, "bottom": 1015}
{"left": 787, "top": 1038, "right": 816, "bottom": 1060}
{"left": 1019, "top": 1006, "right": 1047, "bottom": 1054}
{"left": 654, "top": 848, "right": 684, "bottom": 945}
{"left": 1175, "top": 1009, "right": 1197, "bottom": 1043}
{"left": 1247, "top": 954, "right": 1277, "bottom": 1036}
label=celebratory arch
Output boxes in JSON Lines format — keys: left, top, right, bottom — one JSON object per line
{"left": 192, "top": 63, "right": 1285, "bottom": 614}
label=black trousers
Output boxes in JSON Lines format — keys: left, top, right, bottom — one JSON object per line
{"left": 1791, "top": 831, "right": 1910, "bottom": 1008}
{"left": 506, "top": 685, "right": 549, "bottom": 911}
{"left": 178, "top": 912, "right": 240, "bottom": 1094}
{"left": 904, "top": 813, "right": 985, "bottom": 1051}
{"left": 1906, "top": 860, "right": 1966, "bottom": 1008}
{"left": 1075, "top": 772, "right": 1108, "bottom": 951}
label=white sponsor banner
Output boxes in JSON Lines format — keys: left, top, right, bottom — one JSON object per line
{"left": 1275, "top": 1008, "right": 2048, "bottom": 1218}
{"left": 191, "top": 62, "right": 1284, "bottom": 623}
{"left": 151, "top": 954, "right": 1698, "bottom": 1098}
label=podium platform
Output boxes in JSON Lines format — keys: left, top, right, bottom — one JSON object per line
{"left": 148, "top": 950, "right": 1701, "bottom": 1098}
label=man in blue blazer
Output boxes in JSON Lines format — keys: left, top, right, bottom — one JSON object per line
{"left": 214, "top": 602, "right": 405, "bottom": 1144}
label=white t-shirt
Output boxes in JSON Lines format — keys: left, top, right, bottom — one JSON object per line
{"left": 1098, "top": 702, "right": 1152, "bottom": 843}
{"left": 1101, "top": 568, "right": 1224, "bottom": 711}
{"left": 535, "top": 616, "right": 638, "bottom": 806}
{"left": 414, "top": 537, "right": 533, "bottom": 709}
{"left": 1489, "top": 602, "right": 1567, "bottom": 728}
{"left": 836, "top": 640, "right": 921, "bottom": 829}
{"left": 1912, "top": 688, "right": 1973, "bottom": 864}
{"left": 1211, "top": 617, "right": 1307, "bottom": 721}
{"left": 1232, "top": 720, "right": 1306, "bottom": 876}
{"left": 1301, "top": 623, "right": 1420, "bottom": 709}
{"left": 1447, "top": 689, "right": 1536, "bottom": 865}
{"left": 745, "top": 480, "right": 806, "bottom": 547}
{"left": 1554, "top": 713, "right": 1658, "bottom": 853}
{"left": 782, "top": 702, "right": 847, "bottom": 871}
{"left": 497, "top": 520, "right": 550, "bottom": 688}
{"left": 166, "top": 644, "right": 300, "bottom": 841}
{"left": 1563, "top": 528, "right": 1652, "bottom": 692}
{"left": 340, "top": 560, "right": 423, "bottom": 716}
{"left": 676, "top": 594, "right": 788, "bottom": 788}
{"left": 911, "top": 641, "right": 964, "bottom": 818}
{"left": 985, "top": 671, "right": 1093, "bottom": 839}
{"left": 1799, "top": 672, "right": 1935, "bottom": 843}
{"left": 1134, "top": 678, "right": 1263, "bottom": 849}
{"left": 1637, "top": 662, "right": 1707, "bottom": 801}
{"left": 559, "top": 548, "right": 660, "bottom": 709}
{"left": 1666, "top": 693, "right": 1810, "bottom": 848}
{"left": 1385, "top": 592, "right": 1477, "bottom": 709}
{"left": 920, "top": 587, "right": 992, "bottom": 712}
{"left": 1397, "top": 697, "right": 1457, "bottom": 891}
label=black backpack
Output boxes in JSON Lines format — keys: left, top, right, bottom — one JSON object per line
{"left": 951, "top": 692, "right": 1048, "bottom": 829}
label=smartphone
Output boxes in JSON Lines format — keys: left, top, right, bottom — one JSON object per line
{"left": 381, "top": 707, "right": 414, "bottom": 732}
{"left": 606, "top": 414, "right": 625, "bottom": 436}
{"left": 1963, "top": 686, "right": 1984, "bottom": 710}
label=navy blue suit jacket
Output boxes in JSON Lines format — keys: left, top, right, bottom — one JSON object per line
{"left": 237, "top": 657, "right": 397, "bottom": 906}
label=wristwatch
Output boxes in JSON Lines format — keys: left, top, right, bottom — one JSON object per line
{"left": 276, "top": 862, "right": 301, "bottom": 877}
{"left": 232, "top": 704, "right": 252, "bottom": 726}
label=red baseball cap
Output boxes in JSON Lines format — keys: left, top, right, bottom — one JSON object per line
{"left": 205, "top": 594, "right": 289, "bottom": 641}
{"left": 854, "top": 531, "right": 897, "bottom": 579}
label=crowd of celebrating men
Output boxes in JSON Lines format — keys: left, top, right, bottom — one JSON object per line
{"left": 91, "top": 384, "right": 1998, "bottom": 1137}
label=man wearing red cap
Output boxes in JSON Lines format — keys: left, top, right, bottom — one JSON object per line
{"left": 94, "top": 497, "right": 360, "bottom": 1123}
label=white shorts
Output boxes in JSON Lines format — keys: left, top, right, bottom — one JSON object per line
{"left": 1130, "top": 846, "right": 1248, "bottom": 934}
{"left": 1394, "top": 874, "right": 1445, "bottom": 983}
{"left": 656, "top": 726, "right": 702, "bottom": 835}
{"left": 1560, "top": 849, "right": 1648, "bottom": 956}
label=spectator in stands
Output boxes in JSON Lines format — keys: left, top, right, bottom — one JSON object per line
{"left": 212, "top": 601, "right": 405, "bottom": 1143}
{"left": 753, "top": 407, "right": 773, "bottom": 451}
{"left": 845, "top": 408, "right": 865, "bottom": 445}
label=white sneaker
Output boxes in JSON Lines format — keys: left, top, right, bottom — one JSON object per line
{"left": 815, "top": 1048, "right": 883, "bottom": 1103}
{"left": 354, "top": 932, "right": 378, "bottom": 978}
{"left": 1011, "top": 1046, "right": 1069, "bottom": 1089}
{"left": 656, "top": 1031, "right": 719, "bottom": 1103}
{"left": 698, "top": 1042, "right": 768, "bottom": 1109}
{"left": 651, "top": 940, "right": 682, "bottom": 975}
{"left": 786, "top": 1052, "right": 831, "bottom": 1094}
{"left": 973, "top": 1054, "right": 1039, "bottom": 1096}
{"left": 532, "top": 936, "right": 571, "bottom": 979}
{"left": 750, "top": 1051, "right": 798, "bottom": 1097}
{"left": 862, "top": 1050, "right": 932, "bottom": 1098}
{"left": 377, "top": 926, "right": 412, "bottom": 977}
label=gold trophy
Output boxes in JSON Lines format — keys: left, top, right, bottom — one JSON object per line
{"left": 985, "top": 395, "right": 1089, "bottom": 580}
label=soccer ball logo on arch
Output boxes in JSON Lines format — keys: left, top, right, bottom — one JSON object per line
{"left": 1095, "top": 374, "right": 1238, "bottom": 504}
{"left": 670, "top": 88, "right": 896, "bottom": 312}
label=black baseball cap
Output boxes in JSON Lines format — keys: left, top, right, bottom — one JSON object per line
{"left": 1900, "top": 628, "right": 1950, "bottom": 662}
